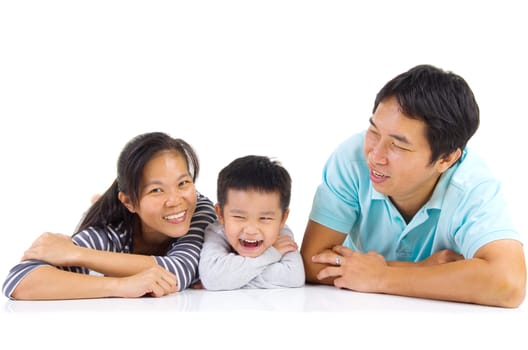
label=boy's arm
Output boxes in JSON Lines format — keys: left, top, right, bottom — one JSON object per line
{"left": 252, "top": 227, "right": 304, "bottom": 288}
{"left": 199, "top": 227, "right": 281, "bottom": 290}
{"left": 255, "top": 248, "right": 305, "bottom": 288}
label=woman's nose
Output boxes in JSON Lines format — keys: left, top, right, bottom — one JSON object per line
{"left": 165, "top": 191, "right": 182, "bottom": 207}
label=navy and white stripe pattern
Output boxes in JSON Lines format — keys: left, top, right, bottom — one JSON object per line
{"left": 154, "top": 193, "right": 216, "bottom": 289}
{"left": 2, "top": 193, "right": 216, "bottom": 298}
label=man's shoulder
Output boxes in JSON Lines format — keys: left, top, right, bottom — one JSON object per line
{"left": 450, "top": 148, "right": 497, "bottom": 187}
{"left": 439, "top": 148, "right": 503, "bottom": 210}
{"left": 335, "top": 131, "right": 365, "bottom": 152}
{"left": 327, "top": 131, "right": 367, "bottom": 171}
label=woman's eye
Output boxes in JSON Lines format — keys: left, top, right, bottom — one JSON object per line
{"left": 179, "top": 180, "right": 192, "bottom": 187}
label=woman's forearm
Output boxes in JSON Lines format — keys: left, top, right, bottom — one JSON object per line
{"left": 73, "top": 247, "right": 158, "bottom": 277}
{"left": 11, "top": 265, "right": 123, "bottom": 300}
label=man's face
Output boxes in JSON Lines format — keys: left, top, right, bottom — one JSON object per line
{"left": 364, "top": 96, "right": 449, "bottom": 218}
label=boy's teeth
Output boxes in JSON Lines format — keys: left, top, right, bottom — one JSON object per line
{"left": 240, "top": 239, "right": 261, "bottom": 247}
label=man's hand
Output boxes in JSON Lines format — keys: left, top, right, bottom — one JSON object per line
{"left": 313, "top": 245, "right": 388, "bottom": 292}
{"left": 418, "top": 249, "right": 464, "bottom": 267}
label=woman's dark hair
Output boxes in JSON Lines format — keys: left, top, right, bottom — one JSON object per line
{"left": 76, "top": 132, "right": 200, "bottom": 234}
{"left": 374, "top": 64, "right": 480, "bottom": 163}
{"left": 216, "top": 155, "right": 291, "bottom": 214}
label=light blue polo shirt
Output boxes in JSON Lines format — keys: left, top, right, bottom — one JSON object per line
{"left": 309, "top": 131, "right": 520, "bottom": 262}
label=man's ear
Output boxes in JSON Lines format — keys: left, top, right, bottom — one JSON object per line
{"left": 436, "top": 148, "right": 462, "bottom": 174}
{"left": 118, "top": 192, "right": 136, "bottom": 213}
{"left": 214, "top": 204, "right": 223, "bottom": 224}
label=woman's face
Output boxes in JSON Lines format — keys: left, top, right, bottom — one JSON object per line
{"left": 120, "top": 150, "right": 197, "bottom": 242}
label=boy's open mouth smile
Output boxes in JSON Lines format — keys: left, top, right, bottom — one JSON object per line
{"left": 239, "top": 239, "right": 263, "bottom": 248}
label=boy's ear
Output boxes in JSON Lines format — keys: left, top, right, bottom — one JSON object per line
{"left": 214, "top": 204, "right": 224, "bottom": 224}
{"left": 280, "top": 208, "right": 290, "bottom": 229}
{"left": 118, "top": 192, "right": 136, "bottom": 213}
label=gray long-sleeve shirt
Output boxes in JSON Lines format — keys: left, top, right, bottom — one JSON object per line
{"left": 198, "top": 220, "right": 305, "bottom": 290}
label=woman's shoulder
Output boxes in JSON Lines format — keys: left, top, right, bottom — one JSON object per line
{"left": 193, "top": 191, "right": 217, "bottom": 222}
{"left": 72, "top": 222, "right": 132, "bottom": 251}
{"left": 196, "top": 191, "right": 213, "bottom": 205}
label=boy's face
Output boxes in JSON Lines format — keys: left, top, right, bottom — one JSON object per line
{"left": 216, "top": 189, "right": 288, "bottom": 258}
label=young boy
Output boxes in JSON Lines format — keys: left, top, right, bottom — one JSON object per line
{"left": 198, "top": 155, "right": 305, "bottom": 290}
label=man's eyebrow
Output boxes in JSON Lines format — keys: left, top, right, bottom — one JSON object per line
{"left": 369, "top": 117, "right": 411, "bottom": 144}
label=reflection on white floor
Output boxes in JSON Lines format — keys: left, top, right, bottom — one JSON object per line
{"left": 1, "top": 285, "right": 527, "bottom": 349}
{"left": 3, "top": 285, "right": 524, "bottom": 314}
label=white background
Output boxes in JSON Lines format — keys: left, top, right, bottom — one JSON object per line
{"left": 0, "top": 1, "right": 526, "bottom": 347}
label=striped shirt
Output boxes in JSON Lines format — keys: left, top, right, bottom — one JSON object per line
{"left": 2, "top": 192, "right": 216, "bottom": 298}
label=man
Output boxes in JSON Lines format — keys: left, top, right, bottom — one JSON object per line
{"left": 301, "top": 64, "right": 526, "bottom": 307}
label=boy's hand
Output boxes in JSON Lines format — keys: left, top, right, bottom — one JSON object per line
{"left": 272, "top": 234, "right": 298, "bottom": 256}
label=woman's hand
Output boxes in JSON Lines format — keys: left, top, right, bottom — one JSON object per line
{"left": 117, "top": 265, "right": 178, "bottom": 297}
{"left": 22, "top": 232, "right": 81, "bottom": 266}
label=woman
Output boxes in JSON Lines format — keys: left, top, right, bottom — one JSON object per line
{"left": 3, "top": 132, "right": 216, "bottom": 300}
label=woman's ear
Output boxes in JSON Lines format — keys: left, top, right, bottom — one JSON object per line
{"left": 118, "top": 192, "right": 136, "bottom": 213}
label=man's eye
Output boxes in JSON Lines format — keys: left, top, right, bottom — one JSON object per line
{"left": 367, "top": 128, "right": 378, "bottom": 137}
{"left": 392, "top": 142, "right": 410, "bottom": 151}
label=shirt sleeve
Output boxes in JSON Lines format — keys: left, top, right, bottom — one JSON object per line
{"left": 309, "top": 134, "right": 365, "bottom": 234}
{"left": 154, "top": 193, "right": 216, "bottom": 291}
{"left": 199, "top": 223, "right": 304, "bottom": 290}
{"left": 450, "top": 180, "right": 521, "bottom": 258}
